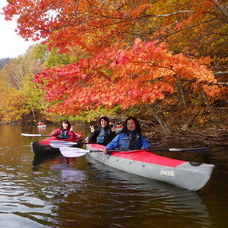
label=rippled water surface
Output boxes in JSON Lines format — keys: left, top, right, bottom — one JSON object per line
{"left": 0, "top": 125, "right": 227, "bottom": 227}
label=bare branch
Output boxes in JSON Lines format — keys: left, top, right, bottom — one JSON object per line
{"left": 155, "top": 18, "right": 218, "bottom": 40}
{"left": 214, "top": 71, "right": 228, "bottom": 75}
{"left": 213, "top": 0, "right": 228, "bottom": 22}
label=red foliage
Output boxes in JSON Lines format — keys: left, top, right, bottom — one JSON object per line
{"left": 35, "top": 39, "right": 219, "bottom": 115}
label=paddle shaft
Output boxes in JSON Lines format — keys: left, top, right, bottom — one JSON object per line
{"left": 88, "top": 148, "right": 209, "bottom": 153}
{"left": 83, "top": 147, "right": 209, "bottom": 153}
{"left": 60, "top": 146, "right": 209, "bottom": 158}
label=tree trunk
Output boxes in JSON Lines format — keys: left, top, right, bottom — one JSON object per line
{"left": 148, "top": 104, "right": 171, "bottom": 135}
{"left": 176, "top": 79, "right": 187, "bottom": 107}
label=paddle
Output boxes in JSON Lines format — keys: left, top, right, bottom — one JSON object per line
{"left": 21, "top": 133, "right": 50, "bottom": 137}
{"left": 60, "top": 146, "right": 209, "bottom": 158}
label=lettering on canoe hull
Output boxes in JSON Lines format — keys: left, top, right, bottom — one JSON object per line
{"left": 160, "top": 169, "right": 175, "bottom": 177}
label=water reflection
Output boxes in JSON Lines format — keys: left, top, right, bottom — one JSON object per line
{"left": 32, "top": 154, "right": 61, "bottom": 168}
{"left": 49, "top": 158, "right": 86, "bottom": 183}
{"left": 33, "top": 155, "right": 86, "bottom": 181}
{"left": 0, "top": 125, "right": 227, "bottom": 227}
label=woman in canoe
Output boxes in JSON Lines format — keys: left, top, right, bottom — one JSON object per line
{"left": 88, "top": 116, "right": 116, "bottom": 145}
{"left": 50, "top": 120, "right": 76, "bottom": 141}
{"left": 103, "top": 116, "right": 151, "bottom": 153}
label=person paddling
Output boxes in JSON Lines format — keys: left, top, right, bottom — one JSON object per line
{"left": 103, "top": 116, "right": 151, "bottom": 153}
{"left": 50, "top": 120, "right": 76, "bottom": 141}
{"left": 88, "top": 116, "right": 116, "bottom": 145}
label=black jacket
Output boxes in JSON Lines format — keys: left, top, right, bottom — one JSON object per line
{"left": 88, "top": 127, "right": 116, "bottom": 145}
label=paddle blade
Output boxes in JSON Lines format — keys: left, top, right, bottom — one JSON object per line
{"left": 21, "top": 133, "right": 49, "bottom": 137}
{"left": 60, "top": 147, "right": 90, "bottom": 157}
{"left": 21, "top": 133, "right": 41, "bottom": 137}
{"left": 49, "top": 140, "right": 78, "bottom": 148}
{"left": 168, "top": 147, "right": 209, "bottom": 152}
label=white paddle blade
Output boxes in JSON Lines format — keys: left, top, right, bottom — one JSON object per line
{"left": 60, "top": 147, "right": 90, "bottom": 157}
{"left": 168, "top": 147, "right": 208, "bottom": 152}
{"left": 49, "top": 140, "right": 77, "bottom": 148}
{"left": 168, "top": 148, "right": 183, "bottom": 152}
{"left": 21, "top": 133, "right": 42, "bottom": 137}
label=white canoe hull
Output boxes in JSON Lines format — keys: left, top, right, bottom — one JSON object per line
{"left": 86, "top": 144, "right": 214, "bottom": 191}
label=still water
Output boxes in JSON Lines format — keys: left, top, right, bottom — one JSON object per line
{"left": 0, "top": 124, "right": 227, "bottom": 227}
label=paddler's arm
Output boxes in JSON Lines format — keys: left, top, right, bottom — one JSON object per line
{"left": 141, "top": 135, "right": 151, "bottom": 150}
{"left": 88, "top": 129, "right": 99, "bottom": 143}
{"left": 50, "top": 129, "right": 60, "bottom": 136}
{"left": 64, "top": 130, "right": 76, "bottom": 141}
{"left": 103, "top": 134, "right": 121, "bottom": 154}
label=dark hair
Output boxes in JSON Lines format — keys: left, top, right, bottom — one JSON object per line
{"left": 98, "top": 116, "right": 110, "bottom": 128}
{"left": 122, "top": 116, "right": 141, "bottom": 135}
{"left": 60, "top": 120, "right": 71, "bottom": 131}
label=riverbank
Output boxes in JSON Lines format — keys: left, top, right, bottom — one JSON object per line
{"left": 0, "top": 105, "right": 227, "bottom": 147}
{"left": 142, "top": 105, "right": 228, "bottom": 147}
{"left": 145, "top": 126, "right": 228, "bottom": 147}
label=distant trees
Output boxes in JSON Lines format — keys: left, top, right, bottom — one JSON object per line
{"left": 0, "top": 58, "right": 10, "bottom": 69}
{"left": 0, "top": 43, "right": 83, "bottom": 123}
{"left": 0, "top": 45, "right": 46, "bottom": 123}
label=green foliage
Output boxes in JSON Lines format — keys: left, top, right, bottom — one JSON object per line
{"left": 70, "top": 106, "right": 121, "bottom": 122}
{"left": 44, "top": 48, "right": 72, "bottom": 68}
{"left": 21, "top": 74, "right": 47, "bottom": 115}
{"left": 30, "top": 44, "right": 48, "bottom": 63}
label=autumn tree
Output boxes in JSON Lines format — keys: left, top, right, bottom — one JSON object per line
{"left": 3, "top": 0, "right": 227, "bottom": 130}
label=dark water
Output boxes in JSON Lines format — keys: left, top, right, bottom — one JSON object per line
{"left": 0, "top": 125, "right": 227, "bottom": 227}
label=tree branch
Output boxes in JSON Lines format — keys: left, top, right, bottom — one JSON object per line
{"left": 213, "top": 0, "right": 228, "bottom": 22}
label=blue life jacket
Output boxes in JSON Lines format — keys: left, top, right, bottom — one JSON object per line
{"left": 106, "top": 130, "right": 151, "bottom": 151}
{"left": 118, "top": 131, "right": 141, "bottom": 150}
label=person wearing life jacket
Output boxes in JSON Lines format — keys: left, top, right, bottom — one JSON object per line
{"left": 50, "top": 120, "right": 76, "bottom": 141}
{"left": 103, "top": 116, "right": 151, "bottom": 153}
{"left": 88, "top": 116, "right": 116, "bottom": 145}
